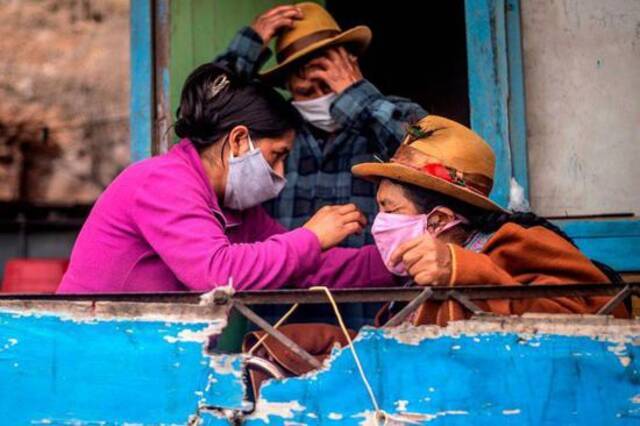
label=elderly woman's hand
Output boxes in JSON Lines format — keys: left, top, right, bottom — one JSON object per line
{"left": 389, "top": 235, "right": 453, "bottom": 286}
{"left": 304, "top": 204, "right": 367, "bottom": 250}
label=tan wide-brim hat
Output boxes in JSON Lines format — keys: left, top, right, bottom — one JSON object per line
{"left": 352, "top": 115, "right": 508, "bottom": 212}
{"left": 260, "top": 2, "right": 372, "bottom": 85}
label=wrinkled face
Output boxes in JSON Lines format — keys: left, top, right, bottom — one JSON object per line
{"left": 376, "top": 179, "right": 421, "bottom": 215}
{"left": 286, "top": 55, "right": 333, "bottom": 101}
{"left": 375, "top": 179, "right": 459, "bottom": 236}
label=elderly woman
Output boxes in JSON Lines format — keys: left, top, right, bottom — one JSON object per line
{"left": 243, "top": 115, "right": 627, "bottom": 395}
{"left": 353, "top": 115, "right": 628, "bottom": 325}
{"left": 57, "top": 64, "right": 392, "bottom": 293}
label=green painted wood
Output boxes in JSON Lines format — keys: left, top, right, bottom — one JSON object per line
{"left": 169, "top": 0, "right": 195, "bottom": 124}
{"left": 167, "top": 0, "right": 323, "bottom": 349}
{"left": 215, "top": 308, "right": 248, "bottom": 352}
{"left": 169, "top": 0, "right": 324, "bottom": 125}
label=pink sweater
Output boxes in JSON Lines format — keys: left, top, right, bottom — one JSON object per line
{"left": 57, "top": 140, "right": 392, "bottom": 293}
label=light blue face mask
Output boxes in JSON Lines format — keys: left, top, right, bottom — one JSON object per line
{"left": 223, "top": 136, "right": 287, "bottom": 210}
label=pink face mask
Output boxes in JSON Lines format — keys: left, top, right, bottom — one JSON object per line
{"left": 371, "top": 207, "right": 467, "bottom": 276}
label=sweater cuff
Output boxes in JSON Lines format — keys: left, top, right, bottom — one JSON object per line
{"left": 449, "top": 244, "right": 489, "bottom": 286}
{"left": 448, "top": 244, "right": 458, "bottom": 286}
{"left": 229, "top": 26, "right": 272, "bottom": 69}
{"left": 331, "top": 79, "right": 384, "bottom": 129}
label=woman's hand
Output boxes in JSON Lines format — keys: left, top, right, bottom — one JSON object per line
{"left": 304, "top": 204, "right": 367, "bottom": 250}
{"left": 251, "top": 5, "right": 303, "bottom": 45}
{"left": 305, "top": 47, "right": 363, "bottom": 94}
{"left": 389, "top": 235, "right": 453, "bottom": 286}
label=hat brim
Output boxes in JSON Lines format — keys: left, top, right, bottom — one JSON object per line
{"left": 260, "top": 25, "right": 372, "bottom": 86}
{"left": 352, "top": 162, "right": 508, "bottom": 213}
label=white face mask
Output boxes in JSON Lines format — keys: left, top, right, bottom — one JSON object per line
{"left": 291, "top": 92, "right": 340, "bottom": 133}
{"left": 223, "top": 136, "right": 287, "bottom": 210}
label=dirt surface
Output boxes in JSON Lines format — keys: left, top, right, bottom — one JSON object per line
{"left": 0, "top": 0, "right": 130, "bottom": 204}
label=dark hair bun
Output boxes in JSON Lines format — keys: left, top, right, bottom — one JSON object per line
{"left": 174, "top": 117, "right": 191, "bottom": 139}
{"left": 174, "top": 63, "right": 297, "bottom": 147}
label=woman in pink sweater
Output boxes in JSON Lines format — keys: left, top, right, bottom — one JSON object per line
{"left": 57, "top": 64, "right": 392, "bottom": 293}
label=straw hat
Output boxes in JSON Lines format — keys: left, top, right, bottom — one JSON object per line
{"left": 352, "top": 115, "right": 507, "bottom": 212}
{"left": 260, "top": 2, "right": 371, "bottom": 84}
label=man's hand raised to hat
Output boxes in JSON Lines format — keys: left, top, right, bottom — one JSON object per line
{"left": 305, "top": 47, "right": 363, "bottom": 94}
{"left": 304, "top": 204, "right": 367, "bottom": 250}
{"left": 389, "top": 235, "right": 453, "bottom": 286}
{"left": 251, "top": 5, "right": 303, "bottom": 45}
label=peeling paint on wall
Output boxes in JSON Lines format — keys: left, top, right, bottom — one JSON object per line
{"left": 2, "top": 305, "right": 639, "bottom": 425}
{"left": 201, "top": 316, "right": 640, "bottom": 426}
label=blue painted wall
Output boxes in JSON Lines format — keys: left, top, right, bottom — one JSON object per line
{"left": 205, "top": 327, "right": 640, "bottom": 425}
{"left": 3, "top": 308, "right": 638, "bottom": 425}
{"left": 0, "top": 312, "right": 232, "bottom": 424}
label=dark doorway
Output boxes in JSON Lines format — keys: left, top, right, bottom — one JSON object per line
{"left": 326, "top": 0, "right": 470, "bottom": 126}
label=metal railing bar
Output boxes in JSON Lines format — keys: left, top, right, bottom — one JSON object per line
{"left": 385, "top": 287, "right": 434, "bottom": 327}
{"left": 0, "top": 283, "right": 637, "bottom": 305}
{"left": 596, "top": 285, "right": 632, "bottom": 315}
{"left": 232, "top": 302, "right": 322, "bottom": 369}
{"left": 449, "top": 291, "right": 486, "bottom": 315}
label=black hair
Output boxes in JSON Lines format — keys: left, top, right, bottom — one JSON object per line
{"left": 174, "top": 63, "right": 298, "bottom": 149}
{"left": 398, "top": 181, "right": 624, "bottom": 284}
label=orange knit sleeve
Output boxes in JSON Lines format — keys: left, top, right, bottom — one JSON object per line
{"left": 446, "top": 223, "right": 626, "bottom": 317}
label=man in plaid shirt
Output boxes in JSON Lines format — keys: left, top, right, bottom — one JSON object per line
{"left": 215, "top": 4, "right": 426, "bottom": 247}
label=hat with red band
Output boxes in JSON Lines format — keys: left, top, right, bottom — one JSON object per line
{"left": 352, "top": 115, "right": 507, "bottom": 212}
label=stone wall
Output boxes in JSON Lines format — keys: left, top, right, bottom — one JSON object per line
{"left": 0, "top": 0, "right": 130, "bottom": 204}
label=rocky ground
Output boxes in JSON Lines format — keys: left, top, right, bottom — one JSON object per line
{"left": 0, "top": 0, "right": 129, "bottom": 204}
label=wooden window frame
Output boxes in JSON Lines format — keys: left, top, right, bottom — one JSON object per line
{"left": 465, "top": 0, "right": 640, "bottom": 271}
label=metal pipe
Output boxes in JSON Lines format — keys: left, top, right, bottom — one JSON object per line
{"left": 232, "top": 302, "right": 322, "bottom": 369}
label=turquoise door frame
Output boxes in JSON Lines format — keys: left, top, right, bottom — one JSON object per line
{"left": 464, "top": 0, "right": 640, "bottom": 272}
{"left": 130, "top": 0, "right": 154, "bottom": 162}
{"left": 131, "top": 0, "right": 640, "bottom": 271}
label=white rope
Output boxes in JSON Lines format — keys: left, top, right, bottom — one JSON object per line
{"left": 247, "top": 303, "right": 299, "bottom": 355}
{"left": 310, "top": 286, "right": 383, "bottom": 419}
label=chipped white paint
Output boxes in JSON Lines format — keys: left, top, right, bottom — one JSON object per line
{"left": 395, "top": 400, "right": 409, "bottom": 412}
{"left": 1, "top": 337, "right": 18, "bottom": 352}
{"left": 502, "top": 409, "right": 521, "bottom": 415}
{"left": 328, "top": 412, "right": 343, "bottom": 420}
{"left": 163, "top": 324, "right": 223, "bottom": 344}
{"left": 608, "top": 342, "right": 632, "bottom": 367}
{"left": 208, "top": 355, "right": 244, "bottom": 378}
{"left": 0, "top": 300, "right": 229, "bottom": 325}
{"left": 248, "top": 400, "right": 306, "bottom": 423}
{"left": 354, "top": 409, "right": 469, "bottom": 425}
{"left": 383, "top": 315, "right": 640, "bottom": 346}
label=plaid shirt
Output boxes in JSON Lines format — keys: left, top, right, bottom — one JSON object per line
{"left": 215, "top": 27, "right": 427, "bottom": 247}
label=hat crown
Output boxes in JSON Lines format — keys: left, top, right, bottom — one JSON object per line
{"left": 404, "top": 116, "right": 495, "bottom": 179}
{"left": 276, "top": 3, "right": 341, "bottom": 53}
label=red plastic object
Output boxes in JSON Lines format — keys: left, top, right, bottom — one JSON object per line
{"left": 1, "top": 258, "right": 69, "bottom": 294}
